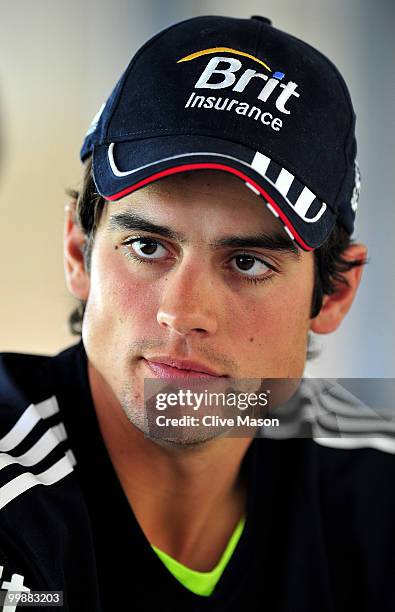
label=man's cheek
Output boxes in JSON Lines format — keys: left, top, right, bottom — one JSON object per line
{"left": 110, "top": 277, "right": 160, "bottom": 326}
{"left": 89, "top": 250, "right": 152, "bottom": 321}
{"left": 238, "top": 293, "right": 309, "bottom": 372}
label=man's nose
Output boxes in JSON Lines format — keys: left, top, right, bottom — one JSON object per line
{"left": 156, "top": 260, "right": 219, "bottom": 337}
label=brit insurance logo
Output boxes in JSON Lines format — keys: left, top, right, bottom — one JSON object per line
{"left": 177, "top": 47, "right": 301, "bottom": 132}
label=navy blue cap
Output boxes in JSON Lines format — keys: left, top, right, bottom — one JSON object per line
{"left": 80, "top": 15, "right": 361, "bottom": 251}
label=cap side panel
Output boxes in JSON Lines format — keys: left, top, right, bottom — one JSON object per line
{"left": 105, "top": 20, "right": 198, "bottom": 138}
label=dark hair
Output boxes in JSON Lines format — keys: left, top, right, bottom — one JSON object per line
{"left": 67, "top": 158, "right": 367, "bottom": 360}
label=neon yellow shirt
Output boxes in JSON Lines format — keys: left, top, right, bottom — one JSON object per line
{"left": 151, "top": 515, "right": 246, "bottom": 597}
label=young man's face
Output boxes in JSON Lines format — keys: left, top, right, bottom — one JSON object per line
{"left": 76, "top": 171, "right": 315, "bottom": 439}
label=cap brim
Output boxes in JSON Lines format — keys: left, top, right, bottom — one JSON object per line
{"left": 92, "top": 135, "right": 335, "bottom": 250}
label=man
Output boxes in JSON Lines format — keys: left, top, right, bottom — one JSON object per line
{"left": 0, "top": 14, "right": 393, "bottom": 612}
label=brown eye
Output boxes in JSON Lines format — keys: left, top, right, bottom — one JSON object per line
{"left": 235, "top": 254, "right": 255, "bottom": 271}
{"left": 139, "top": 240, "right": 158, "bottom": 255}
{"left": 129, "top": 238, "right": 167, "bottom": 259}
{"left": 230, "top": 253, "right": 270, "bottom": 278}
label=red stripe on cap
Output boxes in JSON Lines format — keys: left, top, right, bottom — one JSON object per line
{"left": 105, "top": 163, "right": 313, "bottom": 251}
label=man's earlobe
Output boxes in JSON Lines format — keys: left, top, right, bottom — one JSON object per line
{"left": 310, "top": 243, "right": 367, "bottom": 334}
{"left": 63, "top": 201, "right": 90, "bottom": 300}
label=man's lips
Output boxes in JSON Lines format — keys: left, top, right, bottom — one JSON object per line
{"left": 142, "top": 357, "right": 227, "bottom": 379}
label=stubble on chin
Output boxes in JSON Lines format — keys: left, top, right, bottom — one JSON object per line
{"left": 118, "top": 380, "right": 232, "bottom": 448}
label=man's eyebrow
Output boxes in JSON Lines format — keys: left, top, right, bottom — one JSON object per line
{"left": 107, "top": 211, "right": 300, "bottom": 259}
{"left": 213, "top": 233, "right": 300, "bottom": 258}
{"left": 107, "top": 211, "right": 185, "bottom": 242}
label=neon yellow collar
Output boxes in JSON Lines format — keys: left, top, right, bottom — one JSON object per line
{"left": 151, "top": 515, "right": 246, "bottom": 597}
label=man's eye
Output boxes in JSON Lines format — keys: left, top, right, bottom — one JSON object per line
{"left": 230, "top": 254, "right": 271, "bottom": 277}
{"left": 127, "top": 238, "right": 167, "bottom": 259}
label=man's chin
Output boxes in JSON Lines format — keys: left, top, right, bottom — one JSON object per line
{"left": 124, "top": 411, "right": 231, "bottom": 450}
{"left": 143, "top": 429, "right": 228, "bottom": 451}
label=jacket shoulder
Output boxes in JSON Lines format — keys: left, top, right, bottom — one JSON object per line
{"left": 0, "top": 346, "right": 80, "bottom": 512}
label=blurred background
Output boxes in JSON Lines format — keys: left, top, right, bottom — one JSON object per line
{"left": 0, "top": 0, "right": 394, "bottom": 377}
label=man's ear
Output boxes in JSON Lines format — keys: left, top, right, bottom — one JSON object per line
{"left": 63, "top": 200, "right": 90, "bottom": 300}
{"left": 310, "top": 243, "right": 367, "bottom": 334}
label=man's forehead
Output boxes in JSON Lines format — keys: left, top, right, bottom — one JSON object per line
{"left": 105, "top": 170, "right": 282, "bottom": 230}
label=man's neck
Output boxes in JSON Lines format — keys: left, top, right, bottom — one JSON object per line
{"left": 88, "top": 362, "right": 252, "bottom": 571}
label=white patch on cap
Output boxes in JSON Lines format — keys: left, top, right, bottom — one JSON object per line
{"left": 245, "top": 181, "right": 260, "bottom": 195}
{"left": 293, "top": 187, "right": 316, "bottom": 217}
{"left": 275, "top": 168, "right": 294, "bottom": 197}
{"left": 251, "top": 151, "right": 271, "bottom": 176}
{"left": 265, "top": 202, "right": 279, "bottom": 218}
{"left": 351, "top": 160, "right": 361, "bottom": 212}
{"left": 283, "top": 225, "right": 295, "bottom": 240}
{"left": 85, "top": 102, "right": 106, "bottom": 136}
